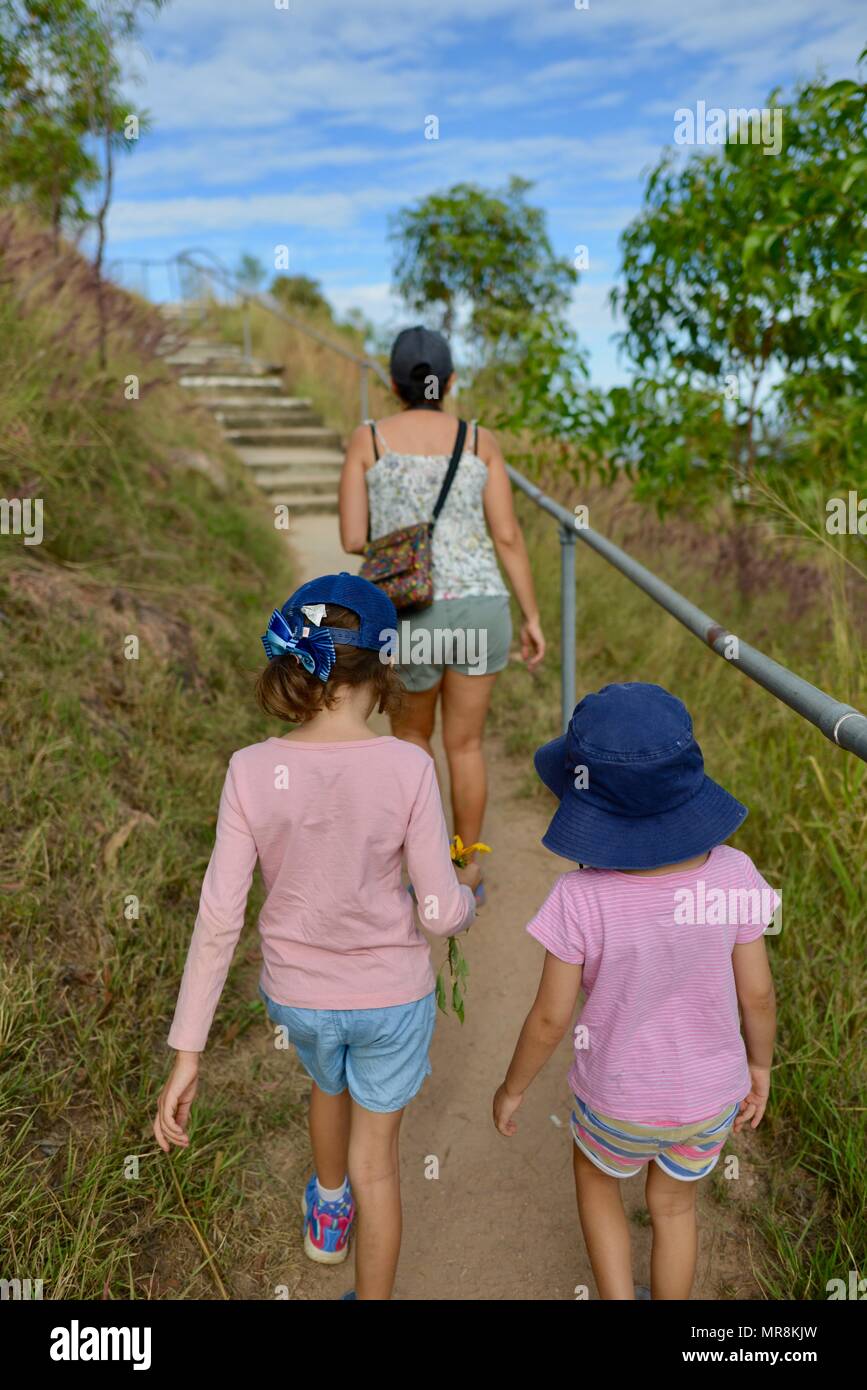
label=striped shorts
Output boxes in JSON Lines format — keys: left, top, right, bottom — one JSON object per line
{"left": 571, "top": 1096, "right": 739, "bottom": 1182}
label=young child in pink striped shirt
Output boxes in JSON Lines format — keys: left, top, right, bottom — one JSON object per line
{"left": 494, "top": 682, "right": 778, "bottom": 1300}
{"left": 154, "top": 573, "right": 478, "bottom": 1300}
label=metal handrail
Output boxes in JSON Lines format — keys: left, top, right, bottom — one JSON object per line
{"left": 109, "top": 252, "right": 867, "bottom": 764}
{"left": 508, "top": 467, "right": 867, "bottom": 762}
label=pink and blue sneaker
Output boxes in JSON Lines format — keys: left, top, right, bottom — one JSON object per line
{"left": 301, "top": 1174, "right": 355, "bottom": 1264}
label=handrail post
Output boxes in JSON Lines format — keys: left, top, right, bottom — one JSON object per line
{"left": 559, "top": 523, "right": 577, "bottom": 733}
{"left": 242, "top": 300, "right": 252, "bottom": 363}
{"left": 360, "top": 363, "right": 369, "bottom": 422}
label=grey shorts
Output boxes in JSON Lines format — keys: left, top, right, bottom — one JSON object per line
{"left": 396, "top": 594, "right": 512, "bottom": 692}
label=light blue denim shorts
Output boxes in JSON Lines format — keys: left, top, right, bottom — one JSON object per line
{"left": 258, "top": 985, "right": 437, "bottom": 1113}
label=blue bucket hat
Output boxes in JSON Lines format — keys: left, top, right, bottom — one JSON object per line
{"left": 534, "top": 682, "right": 747, "bottom": 870}
{"left": 261, "top": 572, "right": 396, "bottom": 681}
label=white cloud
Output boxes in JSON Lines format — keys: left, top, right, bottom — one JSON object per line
{"left": 108, "top": 190, "right": 395, "bottom": 240}
{"left": 325, "top": 279, "right": 403, "bottom": 325}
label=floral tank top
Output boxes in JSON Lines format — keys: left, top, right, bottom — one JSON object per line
{"left": 364, "top": 419, "right": 509, "bottom": 601}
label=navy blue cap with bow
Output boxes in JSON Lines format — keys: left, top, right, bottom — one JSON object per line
{"left": 261, "top": 607, "right": 336, "bottom": 682}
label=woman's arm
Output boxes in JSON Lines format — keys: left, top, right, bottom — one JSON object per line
{"left": 493, "top": 951, "right": 582, "bottom": 1135}
{"left": 479, "top": 427, "right": 545, "bottom": 671}
{"left": 339, "top": 425, "right": 372, "bottom": 554}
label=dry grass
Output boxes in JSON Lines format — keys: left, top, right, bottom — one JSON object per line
{"left": 0, "top": 210, "right": 313, "bottom": 1299}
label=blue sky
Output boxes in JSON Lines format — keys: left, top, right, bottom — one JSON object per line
{"left": 106, "top": 0, "right": 865, "bottom": 386}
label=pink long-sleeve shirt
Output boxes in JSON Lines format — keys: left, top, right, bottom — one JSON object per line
{"left": 167, "top": 735, "right": 475, "bottom": 1051}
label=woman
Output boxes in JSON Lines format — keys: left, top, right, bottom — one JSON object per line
{"left": 339, "top": 326, "right": 544, "bottom": 901}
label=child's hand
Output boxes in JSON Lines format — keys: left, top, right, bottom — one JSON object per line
{"left": 493, "top": 1082, "right": 524, "bottom": 1136}
{"left": 733, "top": 1065, "right": 770, "bottom": 1132}
{"left": 154, "top": 1052, "right": 200, "bottom": 1152}
{"left": 455, "top": 861, "right": 482, "bottom": 894}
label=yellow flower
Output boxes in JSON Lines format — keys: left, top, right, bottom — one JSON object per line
{"left": 450, "top": 835, "right": 492, "bottom": 867}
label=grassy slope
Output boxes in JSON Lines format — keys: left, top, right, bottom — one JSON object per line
{"left": 0, "top": 215, "right": 307, "bottom": 1298}
{"left": 493, "top": 477, "right": 866, "bottom": 1299}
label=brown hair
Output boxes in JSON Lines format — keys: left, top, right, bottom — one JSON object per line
{"left": 256, "top": 603, "right": 403, "bottom": 724}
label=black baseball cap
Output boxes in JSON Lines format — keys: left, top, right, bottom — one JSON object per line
{"left": 389, "top": 326, "right": 454, "bottom": 385}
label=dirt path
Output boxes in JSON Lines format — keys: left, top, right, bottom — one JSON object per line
{"left": 278, "top": 517, "right": 762, "bottom": 1302}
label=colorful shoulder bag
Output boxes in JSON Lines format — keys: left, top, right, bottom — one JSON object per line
{"left": 359, "top": 418, "right": 467, "bottom": 611}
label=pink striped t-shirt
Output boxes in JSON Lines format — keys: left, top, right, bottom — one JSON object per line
{"left": 527, "top": 845, "right": 778, "bottom": 1124}
{"left": 168, "top": 735, "right": 475, "bottom": 1052}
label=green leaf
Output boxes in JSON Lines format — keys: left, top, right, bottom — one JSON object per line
{"left": 435, "top": 972, "right": 446, "bottom": 1015}
{"left": 824, "top": 80, "right": 859, "bottom": 98}
{"left": 841, "top": 157, "right": 867, "bottom": 195}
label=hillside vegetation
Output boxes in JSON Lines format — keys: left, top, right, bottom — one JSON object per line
{"left": 0, "top": 212, "right": 306, "bottom": 1297}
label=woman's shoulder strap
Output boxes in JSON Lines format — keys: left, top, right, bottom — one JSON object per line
{"left": 469, "top": 418, "right": 479, "bottom": 453}
{"left": 363, "top": 418, "right": 379, "bottom": 461}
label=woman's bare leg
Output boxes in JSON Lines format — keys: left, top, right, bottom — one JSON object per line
{"left": 390, "top": 681, "right": 441, "bottom": 760}
{"left": 347, "top": 1101, "right": 404, "bottom": 1300}
{"left": 440, "top": 669, "right": 498, "bottom": 853}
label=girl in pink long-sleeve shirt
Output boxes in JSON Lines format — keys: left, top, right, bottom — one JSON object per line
{"left": 154, "top": 573, "right": 478, "bottom": 1300}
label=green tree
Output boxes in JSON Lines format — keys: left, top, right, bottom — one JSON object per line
{"left": 606, "top": 58, "right": 867, "bottom": 520}
{"left": 83, "top": 2, "right": 169, "bottom": 366}
{"left": 390, "top": 177, "right": 585, "bottom": 427}
{"left": 235, "top": 252, "right": 267, "bottom": 292}
{"left": 0, "top": 1, "right": 168, "bottom": 364}
{"left": 269, "top": 273, "right": 331, "bottom": 317}
{"left": 0, "top": 1, "right": 104, "bottom": 240}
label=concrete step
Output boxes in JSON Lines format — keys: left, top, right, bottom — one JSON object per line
{"left": 214, "top": 407, "right": 321, "bottom": 429}
{"left": 260, "top": 492, "right": 339, "bottom": 515}
{"left": 172, "top": 357, "right": 283, "bottom": 376}
{"left": 225, "top": 426, "right": 342, "bottom": 449}
{"left": 252, "top": 469, "right": 341, "bottom": 493}
{"left": 199, "top": 394, "right": 314, "bottom": 412}
{"left": 233, "top": 445, "right": 345, "bottom": 469}
{"left": 203, "top": 393, "right": 313, "bottom": 409}
{"left": 247, "top": 454, "right": 342, "bottom": 474}
{"left": 165, "top": 346, "right": 244, "bottom": 361}
{"left": 170, "top": 358, "right": 259, "bottom": 374}
{"left": 178, "top": 374, "right": 286, "bottom": 393}
{"left": 169, "top": 327, "right": 342, "bottom": 515}
{"left": 183, "top": 336, "right": 242, "bottom": 349}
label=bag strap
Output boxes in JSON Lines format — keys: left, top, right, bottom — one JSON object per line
{"left": 431, "top": 418, "right": 467, "bottom": 527}
{"left": 364, "top": 418, "right": 379, "bottom": 461}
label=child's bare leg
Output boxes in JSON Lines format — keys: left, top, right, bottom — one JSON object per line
{"left": 308, "top": 1083, "right": 351, "bottom": 1189}
{"left": 572, "top": 1145, "right": 634, "bottom": 1299}
{"left": 645, "top": 1162, "right": 698, "bottom": 1299}
{"left": 348, "top": 1101, "right": 404, "bottom": 1300}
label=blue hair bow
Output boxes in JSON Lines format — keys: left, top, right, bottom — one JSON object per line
{"left": 261, "top": 607, "right": 336, "bottom": 682}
